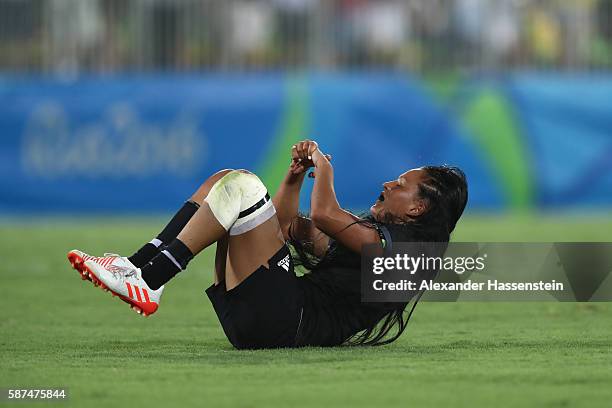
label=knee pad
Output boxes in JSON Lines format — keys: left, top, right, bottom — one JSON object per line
{"left": 204, "top": 170, "right": 276, "bottom": 236}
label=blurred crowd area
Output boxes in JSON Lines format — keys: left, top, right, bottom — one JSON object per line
{"left": 1, "top": 0, "right": 612, "bottom": 74}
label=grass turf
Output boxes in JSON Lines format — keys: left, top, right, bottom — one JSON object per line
{"left": 1, "top": 214, "right": 612, "bottom": 407}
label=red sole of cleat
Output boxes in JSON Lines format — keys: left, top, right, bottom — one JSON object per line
{"left": 67, "top": 251, "right": 93, "bottom": 282}
{"left": 67, "top": 252, "right": 157, "bottom": 317}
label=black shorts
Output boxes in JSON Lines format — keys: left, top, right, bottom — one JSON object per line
{"left": 205, "top": 244, "right": 304, "bottom": 349}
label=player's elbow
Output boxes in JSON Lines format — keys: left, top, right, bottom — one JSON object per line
{"left": 310, "top": 207, "right": 335, "bottom": 230}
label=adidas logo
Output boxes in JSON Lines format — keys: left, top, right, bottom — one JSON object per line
{"left": 277, "top": 255, "right": 290, "bottom": 271}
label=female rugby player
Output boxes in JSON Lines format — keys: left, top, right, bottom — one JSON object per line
{"left": 68, "top": 140, "right": 467, "bottom": 348}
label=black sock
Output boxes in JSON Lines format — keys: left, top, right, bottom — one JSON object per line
{"left": 128, "top": 201, "right": 199, "bottom": 268}
{"left": 141, "top": 239, "right": 194, "bottom": 290}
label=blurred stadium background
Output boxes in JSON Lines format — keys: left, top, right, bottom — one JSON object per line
{"left": 1, "top": 0, "right": 611, "bottom": 215}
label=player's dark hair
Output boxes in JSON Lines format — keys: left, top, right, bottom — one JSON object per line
{"left": 289, "top": 165, "right": 468, "bottom": 346}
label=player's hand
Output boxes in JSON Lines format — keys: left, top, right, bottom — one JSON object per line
{"left": 290, "top": 140, "right": 330, "bottom": 175}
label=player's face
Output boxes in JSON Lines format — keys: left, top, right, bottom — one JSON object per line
{"left": 370, "top": 168, "right": 428, "bottom": 223}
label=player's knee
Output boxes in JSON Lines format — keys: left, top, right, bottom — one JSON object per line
{"left": 191, "top": 169, "right": 236, "bottom": 204}
{"left": 205, "top": 170, "right": 274, "bottom": 235}
{"left": 199, "top": 169, "right": 235, "bottom": 190}
{"left": 213, "top": 169, "right": 236, "bottom": 180}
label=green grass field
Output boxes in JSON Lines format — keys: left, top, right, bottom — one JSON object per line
{"left": 1, "top": 214, "right": 612, "bottom": 408}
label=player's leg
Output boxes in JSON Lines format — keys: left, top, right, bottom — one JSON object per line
{"left": 79, "top": 169, "right": 280, "bottom": 316}
{"left": 67, "top": 169, "right": 233, "bottom": 280}
{"left": 200, "top": 171, "right": 299, "bottom": 349}
{"left": 128, "top": 169, "right": 234, "bottom": 268}
{"left": 67, "top": 169, "right": 234, "bottom": 315}
{"left": 224, "top": 214, "right": 284, "bottom": 290}
{"left": 137, "top": 169, "right": 283, "bottom": 289}
{"left": 214, "top": 234, "right": 230, "bottom": 285}
{"left": 183, "top": 197, "right": 284, "bottom": 290}
{"left": 188, "top": 171, "right": 299, "bottom": 349}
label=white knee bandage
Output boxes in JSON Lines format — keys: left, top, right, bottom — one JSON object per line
{"left": 204, "top": 170, "right": 276, "bottom": 236}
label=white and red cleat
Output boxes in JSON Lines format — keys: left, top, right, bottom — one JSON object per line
{"left": 67, "top": 250, "right": 163, "bottom": 316}
{"left": 67, "top": 250, "right": 121, "bottom": 283}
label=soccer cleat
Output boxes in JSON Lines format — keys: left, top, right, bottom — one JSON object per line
{"left": 67, "top": 249, "right": 162, "bottom": 316}
{"left": 67, "top": 250, "right": 123, "bottom": 283}
{"left": 83, "top": 258, "right": 163, "bottom": 316}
